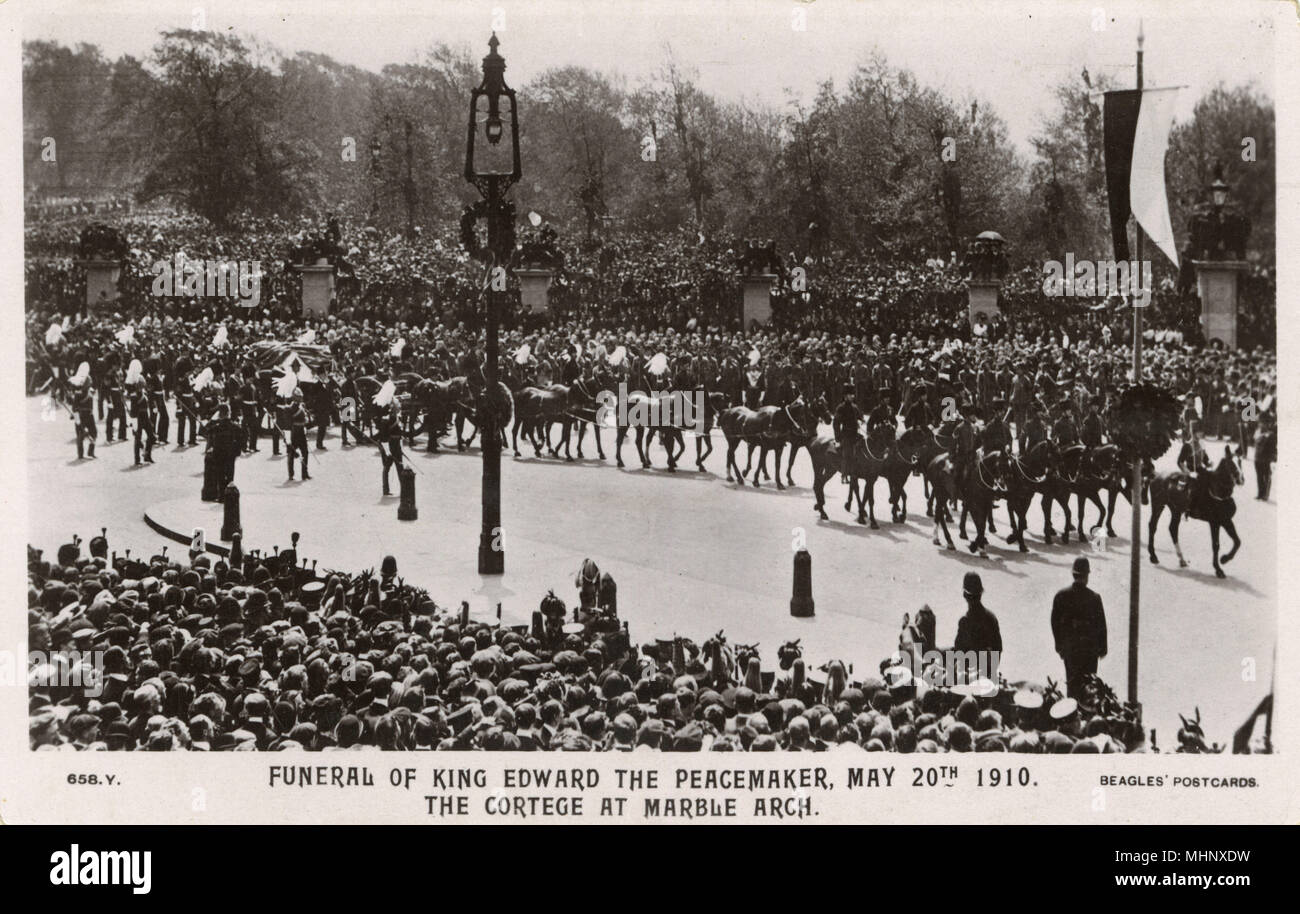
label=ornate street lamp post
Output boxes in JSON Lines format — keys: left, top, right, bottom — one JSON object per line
{"left": 463, "top": 33, "right": 520, "bottom": 575}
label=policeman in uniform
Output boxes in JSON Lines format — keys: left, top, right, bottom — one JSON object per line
{"left": 203, "top": 403, "right": 239, "bottom": 487}
{"left": 287, "top": 390, "right": 311, "bottom": 481}
{"left": 832, "top": 383, "right": 863, "bottom": 484}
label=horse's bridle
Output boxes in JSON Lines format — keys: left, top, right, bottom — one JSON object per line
{"left": 976, "top": 455, "right": 1005, "bottom": 492}
{"left": 862, "top": 430, "right": 889, "bottom": 462}
{"left": 1010, "top": 454, "right": 1047, "bottom": 485}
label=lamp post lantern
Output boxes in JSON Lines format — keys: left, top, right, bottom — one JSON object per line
{"left": 463, "top": 32, "right": 521, "bottom": 575}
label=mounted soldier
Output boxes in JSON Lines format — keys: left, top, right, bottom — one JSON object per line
{"left": 832, "top": 383, "right": 863, "bottom": 485}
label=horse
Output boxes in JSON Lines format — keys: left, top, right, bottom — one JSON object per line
{"left": 928, "top": 450, "right": 1008, "bottom": 555}
{"left": 806, "top": 422, "right": 894, "bottom": 527}
{"left": 1044, "top": 443, "right": 1113, "bottom": 544}
{"left": 560, "top": 376, "right": 607, "bottom": 461}
{"left": 884, "top": 425, "right": 931, "bottom": 523}
{"left": 449, "top": 379, "right": 512, "bottom": 453}
{"left": 410, "top": 376, "right": 464, "bottom": 451}
{"left": 511, "top": 384, "right": 571, "bottom": 458}
{"left": 609, "top": 389, "right": 691, "bottom": 470}
{"left": 778, "top": 393, "right": 833, "bottom": 486}
{"left": 692, "top": 391, "right": 731, "bottom": 470}
{"left": 717, "top": 397, "right": 814, "bottom": 489}
{"left": 1003, "top": 439, "right": 1054, "bottom": 552}
{"left": 1147, "top": 444, "right": 1244, "bottom": 577}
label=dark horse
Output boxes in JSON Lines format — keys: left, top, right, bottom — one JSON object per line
{"left": 777, "top": 393, "right": 833, "bottom": 486}
{"left": 1148, "top": 445, "right": 1244, "bottom": 578}
{"left": 718, "top": 397, "right": 814, "bottom": 489}
{"left": 1003, "top": 440, "right": 1055, "bottom": 553}
{"left": 927, "top": 450, "right": 1008, "bottom": 556}
{"left": 806, "top": 422, "right": 894, "bottom": 527}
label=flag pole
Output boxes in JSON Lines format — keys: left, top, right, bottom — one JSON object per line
{"left": 1127, "top": 20, "right": 1145, "bottom": 707}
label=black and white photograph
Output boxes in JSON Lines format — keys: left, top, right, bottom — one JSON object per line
{"left": 3, "top": 0, "right": 1294, "bottom": 830}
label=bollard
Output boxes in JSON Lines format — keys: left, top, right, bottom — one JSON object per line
{"left": 790, "top": 548, "right": 814, "bottom": 617}
{"left": 228, "top": 532, "right": 243, "bottom": 568}
{"left": 531, "top": 611, "right": 544, "bottom": 639}
{"left": 221, "top": 484, "right": 242, "bottom": 540}
{"left": 201, "top": 450, "right": 222, "bottom": 501}
{"left": 397, "top": 465, "right": 418, "bottom": 520}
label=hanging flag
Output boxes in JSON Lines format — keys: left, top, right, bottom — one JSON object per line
{"left": 1103, "top": 87, "right": 1180, "bottom": 267}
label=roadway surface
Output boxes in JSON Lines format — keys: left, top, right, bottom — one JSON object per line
{"left": 26, "top": 397, "right": 1276, "bottom": 748}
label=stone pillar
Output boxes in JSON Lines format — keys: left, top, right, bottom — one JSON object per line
{"left": 201, "top": 451, "right": 222, "bottom": 502}
{"left": 221, "top": 484, "right": 242, "bottom": 540}
{"left": 79, "top": 260, "right": 121, "bottom": 311}
{"left": 397, "top": 465, "right": 418, "bottom": 520}
{"left": 741, "top": 274, "right": 776, "bottom": 328}
{"left": 966, "top": 280, "right": 1003, "bottom": 327}
{"left": 1193, "top": 260, "right": 1248, "bottom": 348}
{"left": 514, "top": 268, "right": 553, "bottom": 313}
{"left": 790, "top": 548, "right": 814, "bottom": 617}
{"left": 294, "top": 263, "right": 336, "bottom": 318}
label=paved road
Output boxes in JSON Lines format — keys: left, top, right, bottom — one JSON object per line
{"left": 27, "top": 397, "right": 1276, "bottom": 748}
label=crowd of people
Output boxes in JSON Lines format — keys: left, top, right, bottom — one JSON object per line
{"left": 24, "top": 212, "right": 1276, "bottom": 755}
{"left": 25, "top": 210, "right": 1277, "bottom": 349}
{"left": 30, "top": 532, "right": 1256, "bottom": 753}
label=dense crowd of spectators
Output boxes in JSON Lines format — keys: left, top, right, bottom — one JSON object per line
{"left": 24, "top": 211, "right": 1276, "bottom": 350}
{"left": 29, "top": 533, "right": 1256, "bottom": 754}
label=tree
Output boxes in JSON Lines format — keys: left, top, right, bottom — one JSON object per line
{"left": 1167, "top": 83, "right": 1274, "bottom": 263}
{"left": 22, "top": 41, "right": 115, "bottom": 191}
{"left": 525, "top": 66, "right": 636, "bottom": 239}
{"left": 138, "top": 30, "right": 308, "bottom": 226}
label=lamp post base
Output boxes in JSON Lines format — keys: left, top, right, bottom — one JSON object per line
{"left": 478, "top": 534, "right": 504, "bottom": 575}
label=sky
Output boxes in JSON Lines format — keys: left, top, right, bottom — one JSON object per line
{"left": 22, "top": 0, "right": 1280, "bottom": 154}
